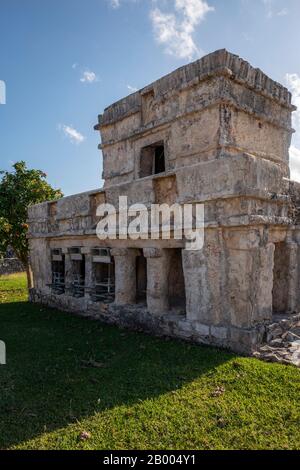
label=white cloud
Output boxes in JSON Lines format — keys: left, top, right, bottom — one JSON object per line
{"left": 127, "top": 84, "right": 138, "bottom": 93}
{"left": 286, "top": 72, "right": 300, "bottom": 97}
{"left": 72, "top": 63, "right": 78, "bottom": 69}
{"left": 108, "top": 0, "right": 138, "bottom": 8}
{"left": 59, "top": 124, "right": 85, "bottom": 144}
{"left": 262, "top": 0, "right": 273, "bottom": 18}
{"left": 109, "top": 0, "right": 120, "bottom": 8}
{"left": 150, "top": 0, "right": 214, "bottom": 60}
{"left": 285, "top": 73, "right": 300, "bottom": 144}
{"left": 80, "top": 70, "right": 98, "bottom": 83}
{"left": 0, "top": 80, "right": 6, "bottom": 105}
{"left": 277, "top": 8, "right": 288, "bottom": 16}
{"left": 285, "top": 73, "right": 300, "bottom": 181}
{"left": 290, "top": 146, "right": 300, "bottom": 182}
{"left": 262, "top": 0, "right": 288, "bottom": 18}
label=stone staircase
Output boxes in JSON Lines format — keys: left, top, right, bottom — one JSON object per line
{"left": 253, "top": 314, "right": 300, "bottom": 367}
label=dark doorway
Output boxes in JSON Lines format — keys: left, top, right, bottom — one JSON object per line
{"left": 168, "top": 249, "right": 186, "bottom": 312}
{"left": 92, "top": 259, "right": 115, "bottom": 303}
{"left": 272, "top": 242, "right": 288, "bottom": 314}
{"left": 140, "top": 142, "right": 165, "bottom": 178}
{"left": 51, "top": 252, "right": 65, "bottom": 295}
{"left": 70, "top": 255, "right": 85, "bottom": 298}
{"left": 154, "top": 145, "right": 165, "bottom": 174}
{"left": 136, "top": 254, "right": 147, "bottom": 303}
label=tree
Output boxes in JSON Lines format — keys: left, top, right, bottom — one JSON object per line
{"left": 0, "top": 161, "right": 63, "bottom": 288}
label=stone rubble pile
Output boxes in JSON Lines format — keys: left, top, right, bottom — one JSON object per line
{"left": 253, "top": 314, "right": 300, "bottom": 367}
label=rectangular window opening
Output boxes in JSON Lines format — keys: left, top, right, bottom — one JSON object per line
{"left": 70, "top": 255, "right": 85, "bottom": 298}
{"left": 136, "top": 254, "right": 147, "bottom": 304}
{"left": 51, "top": 251, "right": 65, "bottom": 295}
{"left": 91, "top": 258, "right": 115, "bottom": 303}
{"left": 168, "top": 249, "right": 186, "bottom": 314}
{"left": 140, "top": 142, "right": 165, "bottom": 178}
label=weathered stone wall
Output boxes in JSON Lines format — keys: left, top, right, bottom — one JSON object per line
{"left": 27, "top": 49, "right": 300, "bottom": 355}
{"left": 97, "top": 50, "right": 293, "bottom": 188}
{"left": 29, "top": 287, "right": 266, "bottom": 354}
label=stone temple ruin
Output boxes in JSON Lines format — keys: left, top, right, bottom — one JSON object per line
{"left": 28, "top": 49, "right": 300, "bottom": 358}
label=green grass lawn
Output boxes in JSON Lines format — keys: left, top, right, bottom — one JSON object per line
{"left": 0, "top": 272, "right": 299, "bottom": 450}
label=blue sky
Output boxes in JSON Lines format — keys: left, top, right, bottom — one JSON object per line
{"left": 1, "top": 0, "right": 300, "bottom": 195}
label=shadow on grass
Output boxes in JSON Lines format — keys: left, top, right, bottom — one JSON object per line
{"left": 0, "top": 300, "right": 234, "bottom": 448}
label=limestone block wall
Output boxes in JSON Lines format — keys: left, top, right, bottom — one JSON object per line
{"left": 27, "top": 221, "right": 300, "bottom": 355}
{"left": 28, "top": 49, "right": 300, "bottom": 355}
{"left": 29, "top": 238, "right": 51, "bottom": 291}
{"left": 97, "top": 50, "right": 294, "bottom": 188}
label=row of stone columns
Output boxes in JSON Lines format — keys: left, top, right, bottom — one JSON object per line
{"left": 46, "top": 246, "right": 190, "bottom": 317}
{"left": 46, "top": 231, "right": 300, "bottom": 329}
{"left": 111, "top": 247, "right": 175, "bottom": 314}
{"left": 56, "top": 246, "right": 194, "bottom": 316}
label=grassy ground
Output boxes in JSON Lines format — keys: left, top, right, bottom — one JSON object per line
{"left": 0, "top": 273, "right": 299, "bottom": 450}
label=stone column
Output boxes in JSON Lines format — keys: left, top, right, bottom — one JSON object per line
{"left": 111, "top": 248, "right": 139, "bottom": 305}
{"left": 143, "top": 248, "right": 170, "bottom": 315}
{"left": 182, "top": 230, "right": 223, "bottom": 324}
{"left": 286, "top": 242, "right": 299, "bottom": 313}
{"left": 255, "top": 243, "right": 275, "bottom": 322}
{"left": 224, "top": 228, "right": 274, "bottom": 328}
{"left": 82, "top": 248, "right": 93, "bottom": 299}
{"left": 182, "top": 248, "right": 209, "bottom": 322}
{"left": 62, "top": 248, "right": 72, "bottom": 293}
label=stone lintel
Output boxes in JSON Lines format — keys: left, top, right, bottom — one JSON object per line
{"left": 81, "top": 247, "right": 91, "bottom": 255}
{"left": 110, "top": 248, "right": 140, "bottom": 258}
{"left": 143, "top": 248, "right": 168, "bottom": 259}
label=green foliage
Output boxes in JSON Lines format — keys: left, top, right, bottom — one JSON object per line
{"left": 0, "top": 273, "right": 300, "bottom": 450}
{"left": 0, "top": 161, "right": 62, "bottom": 264}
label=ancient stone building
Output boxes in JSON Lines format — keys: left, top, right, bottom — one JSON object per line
{"left": 28, "top": 49, "right": 300, "bottom": 354}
